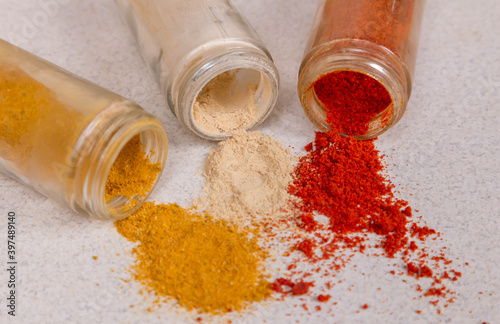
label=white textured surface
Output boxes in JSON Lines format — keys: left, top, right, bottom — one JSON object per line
{"left": 0, "top": 0, "right": 499, "bottom": 323}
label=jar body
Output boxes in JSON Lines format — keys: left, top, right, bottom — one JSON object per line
{"left": 115, "top": 0, "right": 280, "bottom": 140}
{"left": 0, "top": 39, "right": 168, "bottom": 220}
{"left": 299, "top": 0, "right": 425, "bottom": 138}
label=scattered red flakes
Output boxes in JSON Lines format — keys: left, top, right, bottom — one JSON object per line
{"left": 296, "top": 239, "right": 317, "bottom": 259}
{"left": 408, "top": 241, "right": 418, "bottom": 251}
{"left": 292, "top": 282, "right": 314, "bottom": 296}
{"left": 410, "top": 223, "right": 436, "bottom": 238}
{"left": 317, "top": 294, "right": 331, "bottom": 302}
{"left": 407, "top": 262, "right": 433, "bottom": 278}
{"left": 297, "top": 213, "right": 318, "bottom": 231}
{"left": 425, "top": 287, "right": 445, "bottom": 298}
{"left": 271, "top": 278, "right": 314, "bottom": 296}
{"left": 362, "top": 304, "right": 369, "bottom": 309}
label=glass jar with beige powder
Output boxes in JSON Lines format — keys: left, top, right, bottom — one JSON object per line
{"left": 115, "top": 0, "right": 280, "bottom": 140}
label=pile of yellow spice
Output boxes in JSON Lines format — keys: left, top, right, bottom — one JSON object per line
{"left": 115, "top": 202, "right": 270, "bottom": 314}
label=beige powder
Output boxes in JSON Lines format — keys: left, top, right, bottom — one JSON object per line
{"left": 193, "top": 70, "right": 258, "bottom": 134}
{"left": 194, "top": 130, "right": 296, "bottom": 226}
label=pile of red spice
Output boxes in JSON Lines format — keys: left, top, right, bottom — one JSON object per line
{"left": 269, "top": 71, "right": 461, "bottom": 312}
{"left": 269, "top": 131, "right": 461, "bottom": 311}
{"left": 313, "top": 71, "right": 392, "bottom": 135}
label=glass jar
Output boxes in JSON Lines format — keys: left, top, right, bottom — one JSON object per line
{"left": 0, "top": 39, "right": 168, "bottom": 220}
{"left": 115, "top": 0, "right": 280, "bottom": 140}
{"left": 298, "top": 0, "right": 425, "bottom": 139}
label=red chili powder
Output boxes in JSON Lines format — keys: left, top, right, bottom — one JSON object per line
{"left": 270, "top": 278, "right": 314, "bottom": 296}
{"left": 317, "top": 294, "right": 331, "bottom": 302}
{"left": 313, "top": 71, "right": 392, "bottom": 136}
{"left": 289, "top": 131, "right": 409, "bottom": 258}
{"left": 275, "top": 130, "right": 461, "bottom": 308}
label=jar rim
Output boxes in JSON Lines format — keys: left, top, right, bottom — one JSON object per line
{"left": 298, "top": 39, "right": 412, "bottom": 139}
{"left": 71, "top": 101, "right": 168, "bottom": 220}
{"left": 172, "top": 46, "right": 280, "bottom": 141}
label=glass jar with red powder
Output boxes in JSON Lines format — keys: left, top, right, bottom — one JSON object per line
{"left": 298, "top": 0, "right": 425, "bottom": 139}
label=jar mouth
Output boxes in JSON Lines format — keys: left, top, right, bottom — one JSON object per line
{"left": 298, "top": 39, "right": 411, "bottom": 139}
{"left": 176, "top": 50, "right": 280, "bottom": 141}
{"left": 190, "top": 67, "right": 274, "bottom": 139}
{"left": 71, "top": 101, "right": 168, "bottom": 220}
{"left": 101, "top": 127, "right": 166, "bottom": 218}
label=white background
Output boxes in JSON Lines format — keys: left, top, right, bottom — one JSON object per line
{"left": 0, "top": 0, "right": 498, "bottom": 323}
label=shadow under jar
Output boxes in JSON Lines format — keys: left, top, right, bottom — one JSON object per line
{"left": 0, "top": 39, "right": 168, "bottom": 220}
{"left": 115, "top": 0, "right": 280, "bottom": 140}
{"left": 298, "top": 0, "right": 425, "bottom": 139}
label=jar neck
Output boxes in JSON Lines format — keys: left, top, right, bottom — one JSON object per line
{"left": 299, "top": 39, "right": 412, "bottom": 139}
{"left": 70, "top": 101, "right": 168, "bottom": 220}
{"left": 169, "top": 43, "right": 280, "bottom": 140}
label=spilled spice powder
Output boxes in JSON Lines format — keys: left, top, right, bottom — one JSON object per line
{"left": 290, "top": 131, "right": 409, "bottom": 258}
{"left": 270, "top": 278, "right": 314, "bottom": 296}
{"left": 115, "top": 202, "right": 270, "bottom": 314}
{"left": 268, "top": 130, "right": 461, "bottom": 309}
{"left": 105, "top": 135, "right": 161, "bottom": 207}
{"left": 317, "top": 294, "right": 331, "bottom": 302}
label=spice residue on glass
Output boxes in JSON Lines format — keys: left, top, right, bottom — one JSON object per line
{"left": 105, "top": 134, "right": 162, "bottom": 210}
{"left": 0, "top": 63, "right": 82, "bottom": 175}
{"left": 313, "top": 71, "right": 393, "bottom": 136}
{"left": 115, "top": 202, "right": 270, "bottom": 314}
{"left": 321, "top": 0, "right": 416, "bottom": 54}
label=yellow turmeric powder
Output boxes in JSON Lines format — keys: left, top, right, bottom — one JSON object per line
{"left": 105, "top": 135, "right": 161, "bottom": 207}
{"left": 115, "top": 202, "right": 270, "bottom": 314}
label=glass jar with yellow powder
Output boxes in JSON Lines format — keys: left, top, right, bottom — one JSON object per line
{"left": 0, "top": 39, "right": 168, "bottom": 220}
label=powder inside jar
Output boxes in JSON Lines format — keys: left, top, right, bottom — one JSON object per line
{"left": 313, "top": 70, "right": 392, "bottom": 136}
{"left": 105, "top": 134, "right": 162, "bottom": 209}
{"left": 193, "top": 69, "right": 260, "bottom": 135}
